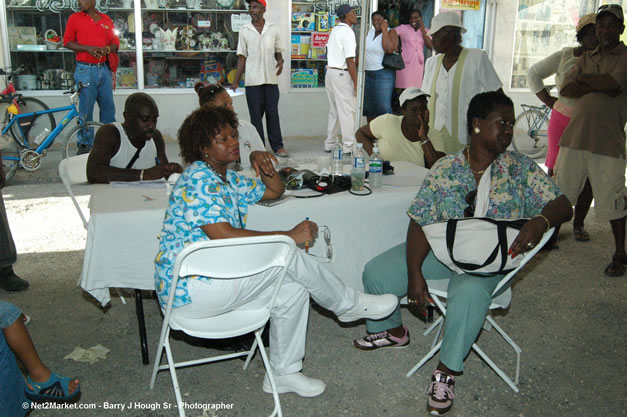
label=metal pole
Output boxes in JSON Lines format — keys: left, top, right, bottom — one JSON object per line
{"left": 353, "top": 0, "right": 371, "bottom": 149}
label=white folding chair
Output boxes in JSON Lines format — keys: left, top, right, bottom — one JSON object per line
{"left": 406, "top": 228, "right": 555, "bottom": 393}
{"left": 149, "top": 235, "right": 297, "bottom": 417}
{"left": 57, "top": 154, "right": 90, "bottom": 229}
{"left": 58, "top": 154, "right": 127, "bottom": 305}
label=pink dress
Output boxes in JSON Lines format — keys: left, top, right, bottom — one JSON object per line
{"left": 394, "top": 24, "right": 429, "bottom": 88}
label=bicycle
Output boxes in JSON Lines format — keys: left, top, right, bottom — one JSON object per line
{"left": 511, "top": 86, "right": 557, "bottom": 159}
{"left": 1, "top": 66, "right": 56, "bottom": 147}
{"left": 1, "top": 83, "right": 103, "bottom": 183}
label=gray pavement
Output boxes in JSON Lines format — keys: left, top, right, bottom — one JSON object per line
{"left": 1, "top": 138, "right": 625, "bottom": 417}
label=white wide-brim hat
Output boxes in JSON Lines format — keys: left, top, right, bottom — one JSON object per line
{"left": 430, "top": 11, "right": 467, "bottom": 36}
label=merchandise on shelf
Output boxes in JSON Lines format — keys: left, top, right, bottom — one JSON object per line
{"left": 292, "top": 12, "right": 315, "bottom": 31}
{"left": 291, "top": 68, "right": 318, "bottom": 88}
{"left": 315, "top": 12, "right": 329, "bottom": 32}
{"left": 200, "top": 57, "right": 226, "bottom": 84}
{"left": 291, "top": 34, "right": 311, "bottom": 59}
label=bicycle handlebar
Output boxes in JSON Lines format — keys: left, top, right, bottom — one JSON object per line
{"left": 63, "top": 82, "right": 87, "bottom": 95}
{"left": 0, "top": 65, "right": 26, "bottom": 78}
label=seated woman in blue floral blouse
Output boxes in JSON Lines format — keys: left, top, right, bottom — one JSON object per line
{"left": 154, "top": 106, "right": 397, "bottom": 399}
{"left": 352, "top": 91, "right": 573, "bottom": 415}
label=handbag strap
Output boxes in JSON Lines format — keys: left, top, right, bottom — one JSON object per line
{"left": 445, "top": 218, "right": 528, "bottom": 277}
{"left": 125, "top": 146, "right": 143, "bottom": 170}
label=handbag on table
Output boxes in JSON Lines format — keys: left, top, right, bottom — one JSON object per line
{"left": 382, "top": 38, "right": 405, "bottom": 70}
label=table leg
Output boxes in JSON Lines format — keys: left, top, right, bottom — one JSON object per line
{"left": 135, "top": 289, "right": 149, "bottom": 365}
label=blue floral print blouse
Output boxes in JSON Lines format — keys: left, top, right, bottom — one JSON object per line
{"left": 154, "top": 160, "right": 266, "bottom": 308}
{"left": 408, "top": 150, "right": 562, "bottom": 226}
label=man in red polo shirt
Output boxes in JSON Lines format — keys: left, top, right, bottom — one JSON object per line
{"left": 64, "top": 0, "right": 119, "bottom": 155}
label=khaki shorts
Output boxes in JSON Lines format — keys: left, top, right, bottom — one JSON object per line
{"left": 554, "top": 147, "right": 627, "bottom": 221}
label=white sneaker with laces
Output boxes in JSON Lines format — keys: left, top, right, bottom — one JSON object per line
{"left": 262, "top": 372, "right": 326, "bottom": 397}
{"left": 337, "top": 293, "right": 398, "bottom": 323}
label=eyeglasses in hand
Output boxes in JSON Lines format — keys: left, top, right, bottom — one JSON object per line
{"left": 464, "top": 190, "right": 477, "bottom": 218}
{"left": 306, "top": 226, "right": 333, "bottom": 262}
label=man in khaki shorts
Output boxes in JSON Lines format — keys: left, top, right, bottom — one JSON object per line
{"left": 555, "top": 4, "right": 627, "bottom": 276}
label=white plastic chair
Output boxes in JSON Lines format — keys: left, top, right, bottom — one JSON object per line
{"left": 406, "top": 228, "right": 555, "bottom": 393}
{"left": 149, "top": 235, "right": 298, "bottom": 417}
{"left": 57, "top": 154, "right": 90, "bottom": 229}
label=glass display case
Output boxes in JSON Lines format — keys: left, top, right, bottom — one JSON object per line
{"left": 4, "top": 0, "right": 249, "bottom": 91}
{"left": 290, "top": 1, "right": 361, "bottom": 90}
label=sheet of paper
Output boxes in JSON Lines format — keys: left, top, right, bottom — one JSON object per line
{"left": 110, "top": 180, "right": 166, "bottom": 189}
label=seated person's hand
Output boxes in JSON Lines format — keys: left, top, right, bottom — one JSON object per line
{"left": 143, "top": 164, "right": 172, "bottom": 180}
{"left": 163, "top": 162, "right": 183, "bottom": 177}
{"left": 288, "top": 219, "right": 318, "bottom": 245}
{"left": 407, "top": 274, "right": 431, "bottom": 321}
{"left": 508, "top": 217, "right": 547, "bottom": 257}
{"left": 250, "top": 151, "right": 278, "bottom": 178}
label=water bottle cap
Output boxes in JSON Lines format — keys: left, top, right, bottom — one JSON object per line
{"left": 356, "top": 143, "right": 363, "bottom": 149}
{"left": 373, "top": 146, "right": 379, "bottom": 152}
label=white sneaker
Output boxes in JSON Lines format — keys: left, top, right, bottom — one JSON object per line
{"left": 262, "top": 372, "right": 326, "bottom": 397}
{"left": 337, "top": 293, "right": 398, "bottom": 323}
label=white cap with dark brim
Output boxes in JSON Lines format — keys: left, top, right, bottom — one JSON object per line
{"left": 430, "top": 11, "right": 467, "bottom": 36}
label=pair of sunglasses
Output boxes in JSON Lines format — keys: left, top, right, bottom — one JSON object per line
{"left": 306, "top": 226, "right": 333, "bottom": 262}
{"left": 464, "top": 190, "right": 477, "bottom": 218}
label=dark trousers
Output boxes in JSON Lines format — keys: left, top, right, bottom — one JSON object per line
{"left": 245, "top": 84, "right": 284, "bottom": 152}
{"left": 0, "top": 194, "right": 16, "bottom": 270}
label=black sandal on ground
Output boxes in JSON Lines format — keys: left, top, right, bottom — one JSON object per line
{"left": 573, "top": 226, "right": 590, "bottom": 242}
{"left": 604, "top": 254, "right": 627, "bottom": 277}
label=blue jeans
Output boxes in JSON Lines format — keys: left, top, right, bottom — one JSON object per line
{"left": 363, "top": 68, "right": 395, "bottom": 118}
{"left": 0, "top": 301, "right": 30, "bottom": 415}
{"left": 74, "top": 62, "right": 116, "bottom": 146}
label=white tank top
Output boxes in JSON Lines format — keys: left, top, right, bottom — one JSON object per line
{"left": 109, "top": 122, "right": 158, "bottom": 170}
{"left": 365, "top": 29, "right": 386, "bottom": 71}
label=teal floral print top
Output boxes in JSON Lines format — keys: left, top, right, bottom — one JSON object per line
{"left": 408, "top": 150, "right": 562, "bottom": 226}
{"left": 154, "top": 160, "right": 266, "bottom": 308}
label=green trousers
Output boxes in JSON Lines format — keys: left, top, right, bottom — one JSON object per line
{"left": 363, "top": 243, "right": 505, "bottom": 372}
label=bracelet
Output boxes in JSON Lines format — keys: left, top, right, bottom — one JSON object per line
{"left": 420, "top": 138, "right": 430, "bottom": 146}
{"left": 140, "top": 169, "right": 144, "bottom": 182}
{"left": 106, "top": 46, "right": 111, "bottom": 54}
{"left": 535, "top": 214, "right": 550, "bottom": 232}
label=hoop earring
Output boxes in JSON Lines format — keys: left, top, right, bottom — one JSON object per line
{"left": 473, "top": 127, "right": 480, "bottom": 134}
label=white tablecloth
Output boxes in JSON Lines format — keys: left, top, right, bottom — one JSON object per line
{"left": 79, "top": 162, "right": 428, "bottom": 306}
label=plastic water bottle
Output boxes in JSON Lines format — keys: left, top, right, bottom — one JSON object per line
{"left": 32, "top": 127, "right": 50, "bottom": 146}
{"left": 351, "top": 143, "right": 368, "bottom": 191}
{"left": 369, "top": 146, "right": 383, "bottom": 189}
{"left": 331, "top": 138, "right": 343, "bottom": 176}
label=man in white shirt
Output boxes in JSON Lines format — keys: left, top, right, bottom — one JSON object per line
{"left": 231, "top": 0, "right": 289, "bottom": 158}
{"left": 324, "top": 4, "right": 359, "bottom": 154}
{"left": 422, "top": 12, "right": 502, "bottom": 154}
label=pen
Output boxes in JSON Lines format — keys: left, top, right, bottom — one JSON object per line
{"left": 155, "top": 157, "right": 161, "bottom": 165}
{"left": 305, "top": 217, "right": 309, "bottom": 253}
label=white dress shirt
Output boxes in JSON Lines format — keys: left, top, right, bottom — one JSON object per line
{"left": 326, "top": 23, "right": 357, "bottom": 69}
{"left": 422, "top": 48, "right": 502, "bottom": 145}
{"left": 237, "top": 21, "right": 284, "bottom": 86}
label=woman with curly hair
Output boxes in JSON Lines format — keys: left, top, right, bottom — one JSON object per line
{"left": 154, "top": 106, "right": 397, "bottom": 399}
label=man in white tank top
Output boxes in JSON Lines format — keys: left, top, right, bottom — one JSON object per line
{"left": 86, "top": 93, "right": 182, "bottom": 183}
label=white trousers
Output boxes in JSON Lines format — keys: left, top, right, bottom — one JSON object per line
{"left": 176, "top": 250, "right": 356, "bottom": 375}
{"left": 325, "top": 68, "right": 356, "bottom": 151}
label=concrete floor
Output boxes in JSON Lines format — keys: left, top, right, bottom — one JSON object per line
{"left": 1, "top": 138, "right": 625, "bottom": 417}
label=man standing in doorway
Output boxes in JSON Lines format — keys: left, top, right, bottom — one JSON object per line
{"left": 556, "top": 4, "right": 627, "bottom": 276}
{"left": 232, "top": 0, "right": 289, "bottom": 158}
{"left": 324, "top": 4, "right": 359, "bottom": 155}
{"left": 64, "top": 0, "right": 119, "bottom": 155}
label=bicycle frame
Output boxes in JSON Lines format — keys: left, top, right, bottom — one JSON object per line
{"left": 2, "top": 103, "right": 80, "bottom": 158}
{"left": 520, "top": 104, "right": 550, "bottom": 137}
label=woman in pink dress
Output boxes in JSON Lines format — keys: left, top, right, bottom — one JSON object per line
{"left": 395, "top": 9, "right": 433, "bottom": 89}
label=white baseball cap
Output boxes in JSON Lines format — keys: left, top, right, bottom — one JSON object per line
{"left": 430, "top": 11, "right": 467, "bottom": 36}
{"left": 399, "top": 87, "right": 429, "bottom": 107}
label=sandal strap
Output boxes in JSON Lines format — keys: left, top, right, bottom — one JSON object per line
{"left": 26, "top": 372, "right": 79, "bottom": 401}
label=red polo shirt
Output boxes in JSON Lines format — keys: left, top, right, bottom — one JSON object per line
{"left": 63, "top": 11, "right": 119, "bottom": 64}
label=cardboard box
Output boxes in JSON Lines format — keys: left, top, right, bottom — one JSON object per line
{"left": 292, "top": 13, "right": 315, "bottom": 31}
{"left": 8, "top": 26, "right": 37, "bottom": 49}
{"left": 291, "top": 68, "right": 318, "bottom": 88}
{"left": 290, "top": 34, "right": 311, "bottom": 59}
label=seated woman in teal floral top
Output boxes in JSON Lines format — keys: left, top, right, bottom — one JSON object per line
{"left": 154, "top": 106, "right": 398, "bottom": 399}
{"left": 352, "top": 92, "right": 573, "bottom": 416}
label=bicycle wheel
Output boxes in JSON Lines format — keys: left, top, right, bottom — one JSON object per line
{"left": 62, "top": 121, "right": 104, "bottom": 159}
{"left": 512, "top": 109, "right": 548, "bottom": 159}
{"left": 10, "top": 97, "right": 56, "bottom": 147}
{"left": 1, "top": 133, "right": 20, "bottom": 183}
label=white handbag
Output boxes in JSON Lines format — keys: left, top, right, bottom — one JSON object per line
{"left": 422, "top": 217, "right": 528, "bottom": 276}
{"left": 422, "top": 162, "right": 527, "bottom": 276}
